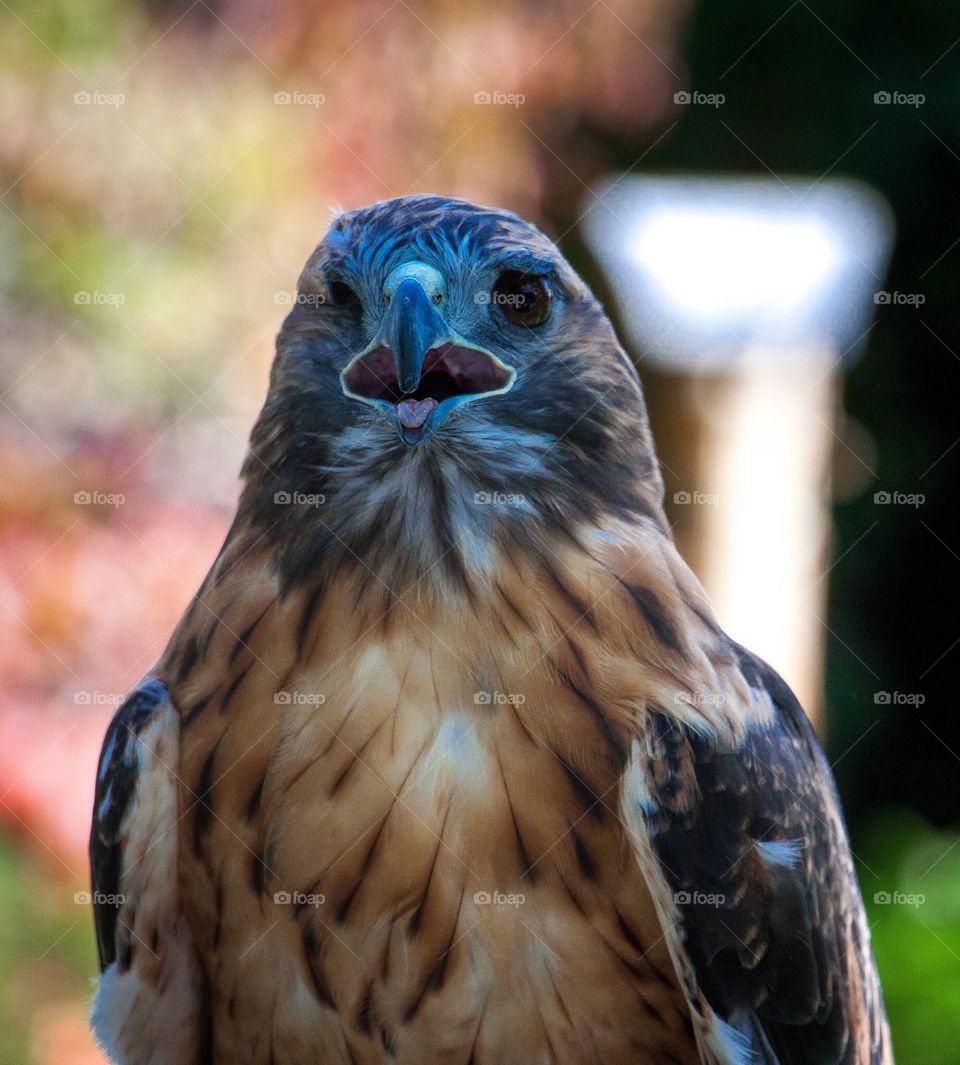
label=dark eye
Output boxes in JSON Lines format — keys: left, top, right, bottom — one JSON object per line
{"left": 329, "top": 279, "right": 361, "bottom": 310}
{"left": 492, "top": 271, "right": 552, "bottom": 327}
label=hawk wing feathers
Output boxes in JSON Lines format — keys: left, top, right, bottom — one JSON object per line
{"left": 89, "top": 679, "right": 207, "bottom": 1065}
{"left": 632, "top": 644, "right": 890, "bottom": 1064}
{"left": 90, "top": 678, "right": 168, "bottom": 971}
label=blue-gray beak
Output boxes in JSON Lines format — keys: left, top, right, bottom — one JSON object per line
{"left": 381, "top": 277, "right": 448, "bottom": 393}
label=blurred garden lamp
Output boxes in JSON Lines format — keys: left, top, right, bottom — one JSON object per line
{"left": 583, "top": 176, "right": 893, "bottom": 721}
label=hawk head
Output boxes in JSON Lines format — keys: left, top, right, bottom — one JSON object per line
{"left": 241, "top": 195, "right": 664, "bottom": 587}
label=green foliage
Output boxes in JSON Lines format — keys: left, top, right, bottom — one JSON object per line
{"left": 0, "top": 836, "right": 97, "bottom": 1065}
{"left": 860, "top": 810, "right": 960, "bottom": 1063}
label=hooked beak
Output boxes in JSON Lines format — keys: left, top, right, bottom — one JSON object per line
{"left": 384, "top": 277, "right": 446, "bottom": 393}
{"left": 340, "top": 272, "right": 516, "bottom": 445}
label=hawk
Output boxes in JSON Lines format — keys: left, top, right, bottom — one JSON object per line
{"left": 89, "top": 195, "right": 892, "bottom": 1064}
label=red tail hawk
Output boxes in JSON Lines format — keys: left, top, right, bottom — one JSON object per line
{"left": 90, "top": 195, "right": 892, "bottom": 1063}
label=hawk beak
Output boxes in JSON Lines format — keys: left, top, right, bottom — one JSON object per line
{"left": 340, "top": 275, "right": 516, "bottom": 446}
{"left": 382, "top": 277, "right": 447, "bottom": 394}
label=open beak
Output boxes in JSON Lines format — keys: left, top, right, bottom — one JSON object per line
{"left": 340, "top": 275, "right": 516, "bottom": 445}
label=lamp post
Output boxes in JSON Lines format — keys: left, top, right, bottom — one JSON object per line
{"left": 584, "top": 176, "right": 893, "bottom": 721}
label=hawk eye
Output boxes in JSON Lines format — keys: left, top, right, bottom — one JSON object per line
{"left": 329, "top": 279, "right": 361, "bottom": 310}
{"left": 492, "top": 271, "right": 552, "bottom": 327}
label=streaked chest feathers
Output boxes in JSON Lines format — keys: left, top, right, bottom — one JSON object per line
{"left": 169, "top": 531, "right": 733, "bottom": 1064}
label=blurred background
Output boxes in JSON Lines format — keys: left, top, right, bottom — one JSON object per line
{"left": 1, "top": 0, "right": 958, "bottom": 1060}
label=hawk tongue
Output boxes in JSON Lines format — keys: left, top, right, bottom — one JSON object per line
{"left": 397, "top": 397, "right": 438, "bottom": 429}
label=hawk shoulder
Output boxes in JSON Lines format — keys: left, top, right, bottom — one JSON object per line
{"left": 89, "top": 678, "right": 208, "bottom": 1065}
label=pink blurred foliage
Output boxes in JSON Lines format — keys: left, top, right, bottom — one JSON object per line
{"left": 30, "top": 1000, "right": 110, "bottom": 1065}
{"left": 0, "top": 426, "right": 229, "bottom": 877}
